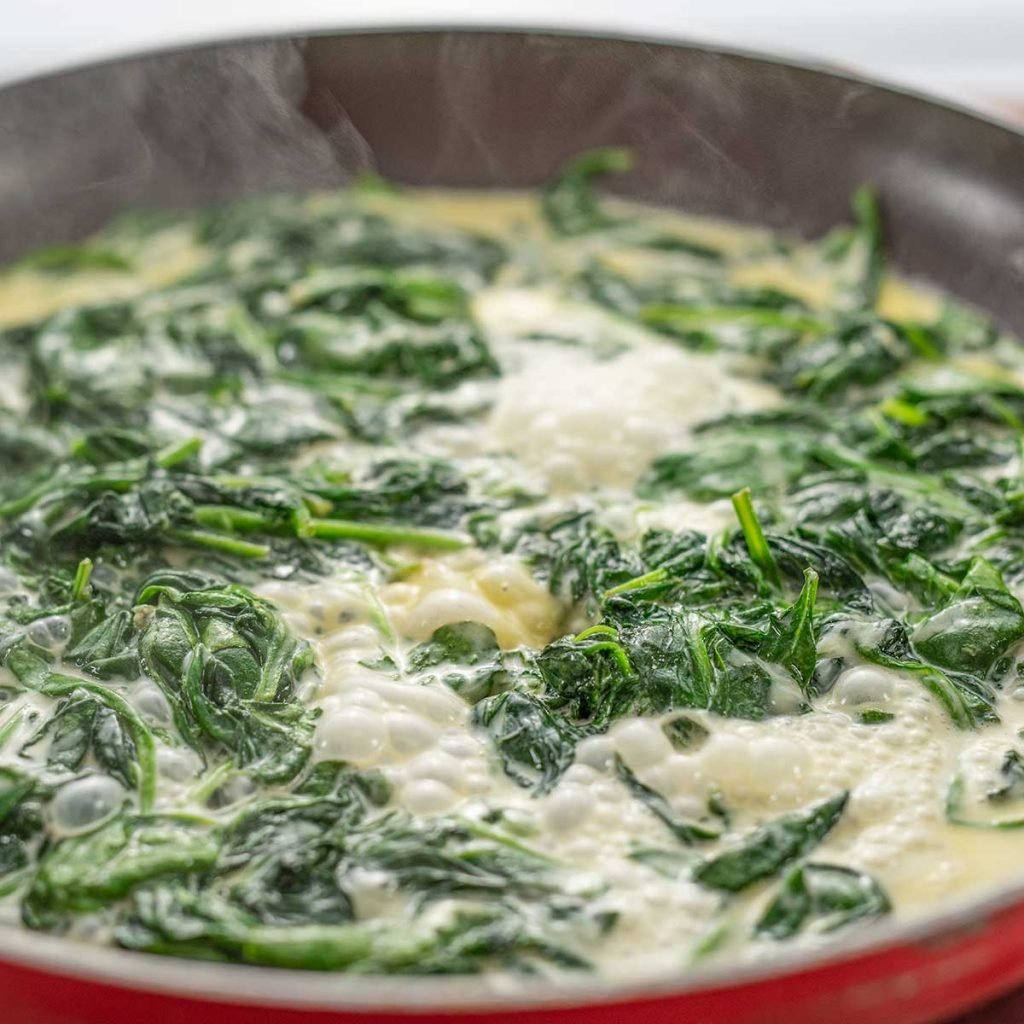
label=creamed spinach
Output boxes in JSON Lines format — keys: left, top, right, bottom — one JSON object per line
{"left": 0, "top": 152, "right": 1021, "bottom": 981}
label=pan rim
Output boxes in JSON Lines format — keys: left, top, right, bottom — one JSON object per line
{"left": 2, "top": 21, "right": 1023, "bottom": 145}
{"left": 0, "top": 875, "right": 1020, "bottom": 1010}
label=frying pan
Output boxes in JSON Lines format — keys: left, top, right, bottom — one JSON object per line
{"left": 1, "top": 27, "right": 1023, "bottom": 1024}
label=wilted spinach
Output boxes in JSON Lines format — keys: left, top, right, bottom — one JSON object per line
{"left": 693, "top": 793, "right": 849, "bottom": 893}
{"left": 0, "top": 146, "right": 1019, "bottom": 980}
{"left": 755, "top": 862, "right": 890, "bottom": 939}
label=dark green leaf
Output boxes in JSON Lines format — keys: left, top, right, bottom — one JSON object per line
{"left": 755, "top": 862, "right": 890, "bottom": 939}
{"left": 912, "top": 557, "right": 1024, "bottom": 678}
{"left": 615, "top": 758, "right": 724, "bottom": 844}
{"left": 541, "top": 148, "right": 632, "bottom": 236}
{"left": 693, "top": 793, "right": 848, "bottom": 893}
{"left": 473, "top": 691, "right": 579, "bottom": 794}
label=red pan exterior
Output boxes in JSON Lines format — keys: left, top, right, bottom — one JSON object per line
{"left": 2, "top": 894, "right": 1024, "bottom": 1024}
{"left": 1, "top": 26, "right": 1024, "bottom": 1024}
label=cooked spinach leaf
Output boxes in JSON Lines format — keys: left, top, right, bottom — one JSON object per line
{"left": 474, "top": 690, "right": 580, "bottom": 795}
{"left": 946, "top": 749, "right": 1024, "bottom": 829}
{"left": 542, "top": 148, "right": 633, "bottom": 236}
{"left": 693, "top": 793, "right": 849, "bottom": 893}
{"left": 755, "top": 862, "right": 890, "bottom": 939}
{"left": 615, "top": 757, "right": 725, "bottom": 844}
{"left": 911, "top": 558, "right": 1024, "bottom": 678}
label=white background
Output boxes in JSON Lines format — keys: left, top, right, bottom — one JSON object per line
{"left": 2, "top": 0, "right": 1023, "bottom": 113}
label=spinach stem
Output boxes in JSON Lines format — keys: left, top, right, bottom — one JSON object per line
{"left": 603, "top": 568, "right": 669, "bottom": 598}
{"left": 308, "top": 518, "right": 468, "bottom": 551}
{"left": 166, "top": 529, "right": 270, "bottom": 559}
{"left": 460, "top": 819, "right": 555, "bottom": 862}
{"left": 71, "top": 558, "right": 93, "bottom": 601}
{"left": 581, "top": 641, "right": 633, "bottom": 677}
{"left": 187, "top": 761, "right": 236, "bottom": 805}
{"left": 574, "top": 625, "right": 619, "bottom": 641}
{"left": 191, "top": 505, "right": 282, "bottom": 534}
{"left": 731, "top": 487, "right": 782, "bottom": 590}
{"left": 0, "top": 707, "right": 25, "bottom": 749}
{"left": 851, "top": 183, "right": 883, "bottom": 308}
{"left": 573, "top": 625, "right": 634, "bottom": 675}
{"left": 642, "top": 305, "right": 828, "bottom": 335}
{"left": 156, "top": 436, "right": 203, "bottom": 468}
